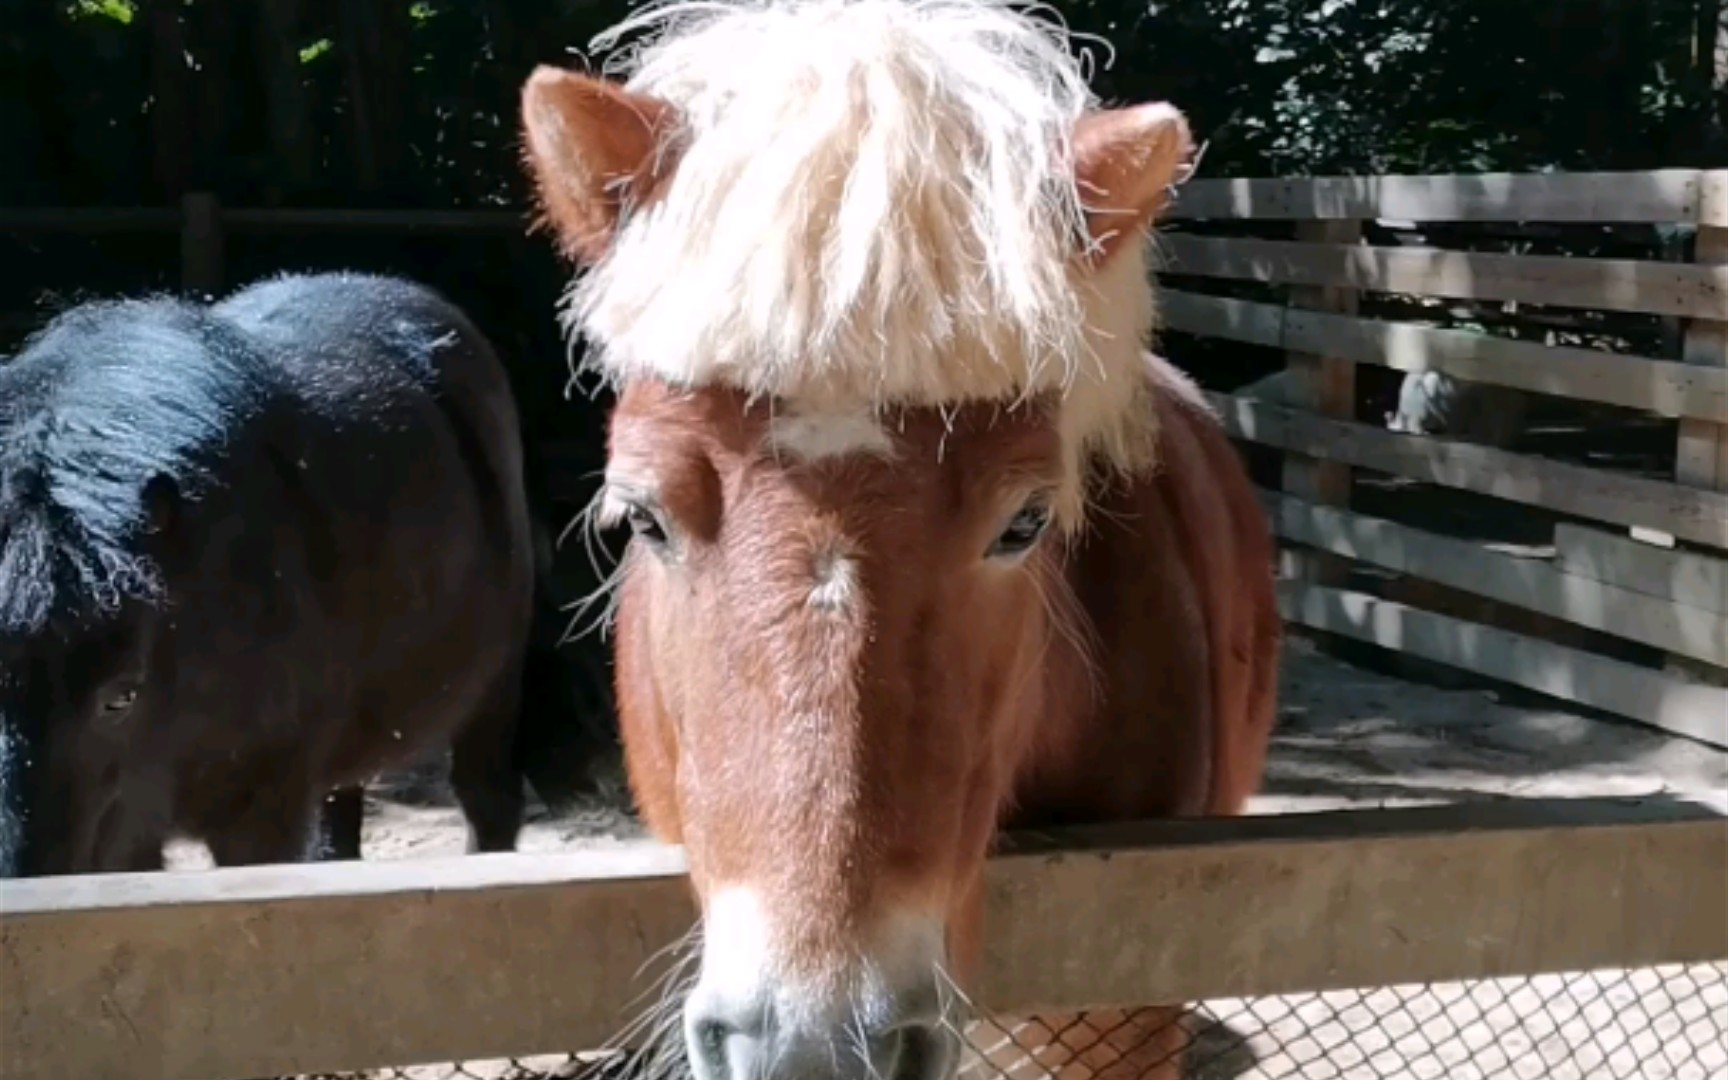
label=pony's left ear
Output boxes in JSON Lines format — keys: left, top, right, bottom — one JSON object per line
{"left": 520, "top": 66, "right": 682, "bottom": 265}
{"left": 1072, "top": 103, "right": 1195, "bottom": 265}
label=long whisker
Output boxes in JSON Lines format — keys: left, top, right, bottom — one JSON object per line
{"left": 934, "top": 961, "right": 1056, "bottom": 1080}
{"left": 560, "top": 485, "right": 633, "bottom": 645}
{"left": 1025, "top": 549, "right": 1102, "bottom": 708}
{"left": 595, "top": 919, "right": 704, "bottom": 1080}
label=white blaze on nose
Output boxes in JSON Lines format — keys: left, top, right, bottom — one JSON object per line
{"left": 693, "top": 886, "right": 950, "bottom": 1032}
{"left": 696, "top": 886, "right": 777, "bottom": 1017}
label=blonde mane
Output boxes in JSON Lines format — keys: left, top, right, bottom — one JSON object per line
{"left": 565, "top": 0, "right": 1164, "bottom": 527}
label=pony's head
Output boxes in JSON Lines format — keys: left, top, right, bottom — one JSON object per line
{"left": 522, "top": 2, "right": 1192, "bottom": 1077}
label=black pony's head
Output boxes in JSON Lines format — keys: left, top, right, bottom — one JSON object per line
{"left": 0, "top": 297, "right": 262, "bottom": 876}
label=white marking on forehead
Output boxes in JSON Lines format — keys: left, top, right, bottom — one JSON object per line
{"left": 768, "top": 407, "right": 896, "bottom": 463}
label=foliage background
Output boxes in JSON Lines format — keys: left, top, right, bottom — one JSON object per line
{"left": 5, "top": 0, "right": 1721, "bottom": 210}
{"left": 2, "top": 0, "right": 1724, "bottom": 441}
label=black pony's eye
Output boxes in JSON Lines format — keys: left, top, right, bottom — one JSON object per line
{"left": 988, "top": 501, "right": 1052, "bottom": 559}
{"left": 103, "top": 689, "right": 138, "bottom": 713}
{"left": 624, "top": 502, "right": 669, "bottom": 546}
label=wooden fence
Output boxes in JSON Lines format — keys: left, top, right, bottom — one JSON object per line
{"left": 1160, "top": 169, "right": 1728, "bottom": 747}
{"left": 5, "top": 174, "right": 1727, "bottom": 744}
{"left": 1, "top": 798, "right": 1723, "bottom": 1080}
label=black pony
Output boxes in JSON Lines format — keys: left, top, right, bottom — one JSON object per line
{"left": 0, "top": 272, "right": 536, "bottom": 875}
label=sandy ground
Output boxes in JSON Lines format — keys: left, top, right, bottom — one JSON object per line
{"left": 166, "top": 638, "right": 1727, "bottom": 1079}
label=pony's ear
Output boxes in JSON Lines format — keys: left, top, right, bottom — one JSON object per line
{"left": 1072, "top": 103, "right": 1194, "bottom": 265}
{"left": 520, "top": 66, "right": 681, "bottom": 265}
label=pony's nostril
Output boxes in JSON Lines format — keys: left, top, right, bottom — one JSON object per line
{"left": 691, "top": 1017, "right": 736, "bottom": 1080}
{"left": 697, "top": 1019, "right": 727, "bottom": 1059}
{"left": 868, "top": 1028, "right": 907, "bottom": 1078}
{"left": 881, "top": 1023, "right": 948, "bottom": 1080}
{"left": 898, "top": 1022, "right": 953, "bottom": 1078}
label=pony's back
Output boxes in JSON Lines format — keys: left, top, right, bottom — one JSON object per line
{"left": 215, "top": 272, "right": 493, "bottom": 403}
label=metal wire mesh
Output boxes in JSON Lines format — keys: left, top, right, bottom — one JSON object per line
{"left": 293, "top": 962, "right": 1726, "bottom": 1080}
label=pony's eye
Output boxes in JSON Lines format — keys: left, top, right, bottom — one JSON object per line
{"left": 988, "top": 501, "right": 1052, "bottom": 560}
{"left": 624, "top": 502, "right": 670, "bottom": 546}
{"left": 103, "top": 689, "right": 137, "bottom": 713}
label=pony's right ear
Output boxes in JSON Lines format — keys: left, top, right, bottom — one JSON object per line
{"left": 520, "top": 67, "right": 681, "bottom": 265}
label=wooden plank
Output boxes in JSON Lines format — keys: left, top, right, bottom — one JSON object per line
{"left": 1555, "top": 524, "right": 1728, "bottom": 616}
{"left": 1166, "top": 170, "right": 1720, "bottom": 225}
{"left": 1159, "top": 289, "right": 1728, "bottom": 421}
{"left": 1205, "top": 392, "right": 1728, "bottom": 549}
{"left": 1160, "top": 235, "right": 1728, "bottom": 320}
{"left": 1660, "top": 193, "right": 1728, "bottom": 676}
{"left": 1264, "top": 493, "right": 1727, "bottom": 667}
{"left": 1675, "top": 217, "right": 1728, "bottom": 518}
{"left": 3, "top": 804, "right": 1725, "bottom": 1080}
{"left": 1277, "top": 581, "right": 1728, "bottom": 745}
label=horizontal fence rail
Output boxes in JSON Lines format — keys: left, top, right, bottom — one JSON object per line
{"left": 1259, "top": 492, "right": 1728, "bottom": 668}
{"left": 1159, "top": 289, "right": 1728, "bottom": 420}
{"left": 1165, "top": 169, "right": 1728, "bottom": 225}
{"left": 1205, "top": 393, "right": 1728, "bottom": 550}
{"left": 2, "top": 800, "right": 1724, "bottom": 1080}
{"left": 1159, "top": 234, "right": 1728, "bottom": 320}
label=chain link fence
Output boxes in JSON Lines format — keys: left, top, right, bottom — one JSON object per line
{"left": 293, "top": 962, "right": 1726, "bottom": 1080}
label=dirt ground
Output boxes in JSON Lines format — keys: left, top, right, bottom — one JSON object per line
{"left": 166, "top": 638, "right": 1728, "bottom": 1080}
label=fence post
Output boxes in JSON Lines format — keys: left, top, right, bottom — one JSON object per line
{"left": 180, "top": 191, "right": 224, "bottom": 298}
{"left": 1280, "top": 219, "right": 1362, "bottom": 586}
{"left": 1664, "top": 173, "right": 1728, "bottom": 684}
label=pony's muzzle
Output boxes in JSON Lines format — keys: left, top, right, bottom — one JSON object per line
{"left": 682, "top": 890, "right": 959, "bottom": 1080}
{"left": 683, "top": 983, "right": 957, "bottom": 1080}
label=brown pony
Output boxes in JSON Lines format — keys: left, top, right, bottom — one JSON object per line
{"left": 519, "top": 2, "right": 1280, "bottom": 1078}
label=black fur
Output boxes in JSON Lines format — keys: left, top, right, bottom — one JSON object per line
{"left": 0, "top": 272, "right": 537, "bottom": 876}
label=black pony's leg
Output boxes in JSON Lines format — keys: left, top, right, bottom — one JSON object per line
{"left": 449, "top": 673, "right": 527, "bottom": 854}
{"left": 309, "top": 785, "right": 365, "bottom": 861}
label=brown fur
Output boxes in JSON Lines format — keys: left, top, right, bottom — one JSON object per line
{"left": 605, "top": 370, "right": 1279, "bottom": 979}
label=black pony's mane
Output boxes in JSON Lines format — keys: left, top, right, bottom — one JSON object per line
{"left": 0, "top": 297, "right": 272, "bottom": 635}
